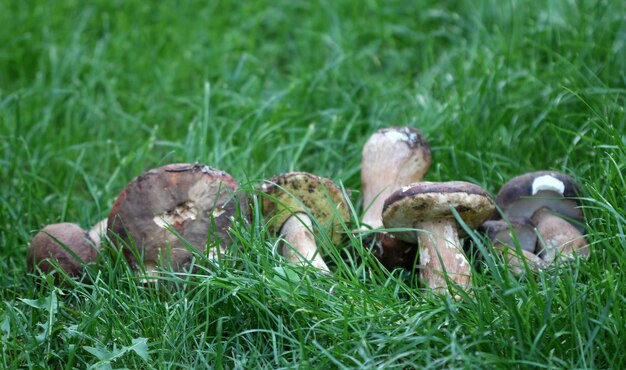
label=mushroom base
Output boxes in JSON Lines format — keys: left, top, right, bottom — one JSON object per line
{"left": 416, "top": 219, "right": 470, "bottom": 293}
{"left": 280, "top": 213, "right": 330, "bottom": 273}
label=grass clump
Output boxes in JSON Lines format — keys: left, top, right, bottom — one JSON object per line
{"left": 1, "top": 0, "right": 625, "bottom": 368}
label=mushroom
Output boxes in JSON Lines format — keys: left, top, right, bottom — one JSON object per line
{"left": 382, "top": 181, "right": 495, "bottom": 293}
{"left": 495, "top": 171, "right": 589, "bottom": 265}
{"left": 259, "top": 172, "right": 351, "bottom": 273}
{"left": 28, "top": 223, "right": 99, "bottom": 279}
{"left": 107, "top": 163, "right": 247, "bottom": 279}
{"left": 360, "top": 127, "right": 432, "bottom": 269}
{"left": 88, "top": 218, "right": 108, "bottom": 248}
{"left": 479, "top": 219, "right": 544, "bottom": 276}
{"left": 531, "top": 207, "right": 589, "bottom": 263}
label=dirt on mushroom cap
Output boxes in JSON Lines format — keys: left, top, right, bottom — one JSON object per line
{"left": 382, "top": 181, "right": 495, "bottom": 242}
{"left": 259, "top": 172, "right": 350, "bottom": 246}
{"left": 107, "top": 163, "right": 248, "bottom": 272}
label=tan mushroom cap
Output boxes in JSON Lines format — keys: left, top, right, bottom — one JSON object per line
{"left": 28, "top": 223, "right": 98, "bottom": 277}
{"left": 107, "top": 163, "right": 248, "bottom": 272}
{"left": 382, "top": 181, "right": 495, "bottom": 243}
{"left": 259, "top": 172, "right": 350, "bottom": 245}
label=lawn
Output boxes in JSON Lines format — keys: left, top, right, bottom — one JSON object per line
{"left": 1, "top": 0, "right": 625, "bottom": 368}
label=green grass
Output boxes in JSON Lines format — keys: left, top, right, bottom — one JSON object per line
{"left": 1, "top": 0, "right": 625, "bottom": 368}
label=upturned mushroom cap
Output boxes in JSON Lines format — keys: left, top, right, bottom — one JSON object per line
{"left": 259, "top": 172, "right": 350, "bottom": 245}
{"left": 382, "top": 181, "right": 495, "bottom": 243}
{"left": 107, "top": 163, "right": 248, "bottom": 273}
{"left": 495, "top": 171, "right": 584, "bottom": 230}
{"left": 28, "top": 223, "right": 98, "bottom": 277}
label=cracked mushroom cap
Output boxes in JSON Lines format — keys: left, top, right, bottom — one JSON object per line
{"left": 28, "top": 223, "right": 98, "bottom": 277}
{"left": 107, "top": 163, "right": 248, "bottom": 272}
{"left": 382, "top": 181, "right": 495, "bottom": 243}
{"left": 259, "top": 172, "right": 350, "bottom": 245}
{"left": 495, "top": 171, "right": 584, "bottom": 231}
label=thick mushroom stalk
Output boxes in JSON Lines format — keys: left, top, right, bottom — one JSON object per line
{"left": 415, "top": 219, "right": 470, "bottom": 289}
{"left": 360, "top": 127, "right": 431, "bottom": 269}
{"left": 260, "top": 172, "right": 350, "bottom": 273}
{"left": 280, "top": 212, "right": 329, "bottom": 272}
{"left": 532, "top": 207, "right": 589, "bottom": 263}
{"left": 383, "top": 182, "right": 494, "bottom": 294}
{"left": 361, "top": 127, "right": 431, "bottom": 229}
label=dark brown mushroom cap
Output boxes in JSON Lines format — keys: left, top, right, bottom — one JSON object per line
{"left": 259, "top": 172, "right": 350, "bottom": 245}
{"left": 107, "top": 163, "right": 248, "bottom": 271}
{"left": 28, "top": 223, "right": 98, "bottom": 277}
{"left": 382, "top": 181, "right": 495, "bottom": 242}
{"left": 495, "top": 171, "right": 584, "bottom": 229}
{"left": 479, "top": 219, "right": 537, "bottom": 253}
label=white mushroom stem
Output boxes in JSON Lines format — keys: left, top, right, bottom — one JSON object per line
{"left": 414, "top": 219, "right": 470, "bottom": 292}
{"left": 532, "top": 207, "right": 589, "bottom": 263}
{"left": 88, "top": 218, "right": 108, "bottom": 249}
{"left": 279, "top": 212, "right": 330, "bottom": 273}
{"left": 361, "top": 129, "right": 430, "bottom": 229}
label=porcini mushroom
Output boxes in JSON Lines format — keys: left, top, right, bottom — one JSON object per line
{"left": 107, "top": 163, "right": 247, "bottom": 279}
{"left": 382, "top": 181, "right": 494, "bottom": 293}
{"left": 360, "top": 127, "right": 431, "bottom": 269}
{"left": 28, "top": 223, "right": 99, "bottom": 279}
{"left": 259, "top": 172, "right": 350, "bottom": 273}
{"left": 531, "top": 207, "right": 589, "bottom": 263}
{"left": 479, "top": 219, "right": 544, "bottom": 276}
{"left": 495, "top": 171, "right": 589, "bottom": 265}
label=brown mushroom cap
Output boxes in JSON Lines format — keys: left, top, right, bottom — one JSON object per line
{"left": 107, "top": 163, "right": 247, "bottom": 272}
{"left": 259, "top": 172, "right": 350, "bottom": 245}
{"left": 495, "top": 171, "right": 584, "bottom": 230}
{"left": 28, "top": 223, "right": 98, "bottom": 277}
{"left": 382, "top": 181, "right": 495, "bottom": 243}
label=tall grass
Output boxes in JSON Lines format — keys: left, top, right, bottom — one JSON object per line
{"left": 1, "top": 0, "right": 625, "bottom": 368}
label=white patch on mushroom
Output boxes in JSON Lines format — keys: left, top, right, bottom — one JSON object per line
{"left": 212, "top": 207, "right": 226, "bottom": 218}
{"left": 456, "top": 253, "right": 467, "bottom": 267}
{"left": 380, "top": 129, "right": 413, "bottom": 144}
{"left": 443, "top": 224, "right": 457, "bottom": 249}
{"left": 532, "top": 175, "right": 565, "bottom": 195}
{"left": 153, "top": 201, "right": 198, "bottom": 228}
{"left": 420, "top": 246, "right": 431, "bottom": 264}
